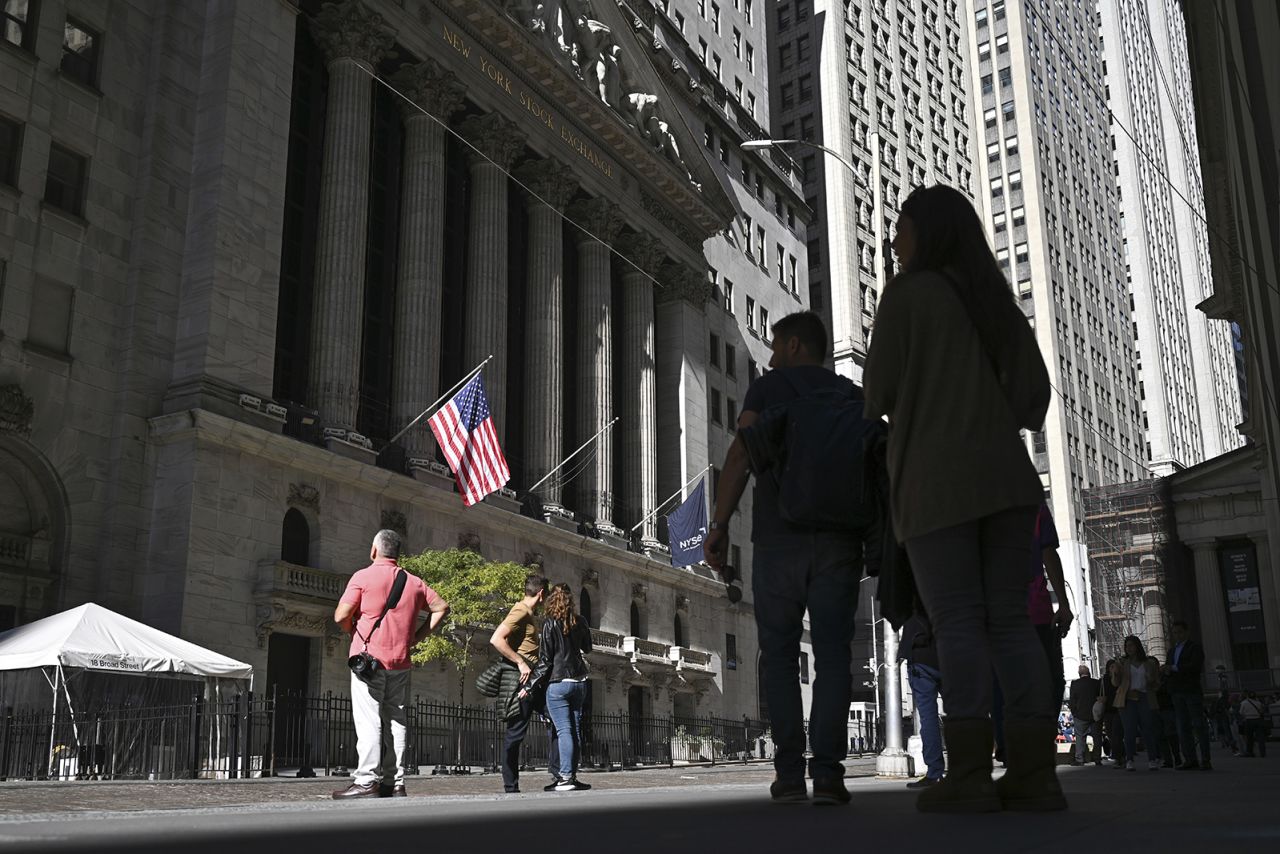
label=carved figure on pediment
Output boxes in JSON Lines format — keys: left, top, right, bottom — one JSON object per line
{"left": 655, "top": 119, "right": 695, "bottom": 185}
{"left": 623, "top": 93, "right": 662, "bottom": 142}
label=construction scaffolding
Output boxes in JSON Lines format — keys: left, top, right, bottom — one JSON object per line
{"left": 1083, "top": 479, "right": 1177, "bottom": 664}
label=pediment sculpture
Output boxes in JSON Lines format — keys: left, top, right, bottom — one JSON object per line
{"left": 502, "top": 0, "right": 699, "bottom": 189}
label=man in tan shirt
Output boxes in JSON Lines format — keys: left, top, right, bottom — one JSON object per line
{"left": 491, "top": 573, "right": 547, "bottom": 793}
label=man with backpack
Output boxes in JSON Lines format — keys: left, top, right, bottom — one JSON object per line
{"left": 332, "top": 529, "right": 449, "bottom": 799}
{"left": 705, "top": 311, "right": 885, "bottom": 807}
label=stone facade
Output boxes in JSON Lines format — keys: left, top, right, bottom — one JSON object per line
{"left": 0, "top": 0, "right": 810, "bottom": 720}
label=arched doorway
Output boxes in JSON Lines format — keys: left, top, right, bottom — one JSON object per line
{"left": 0, "top": 431, "right": 69, "bottom": 629}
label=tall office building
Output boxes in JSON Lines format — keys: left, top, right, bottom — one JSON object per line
{"left": 1098, "top": 0, "right": 1243, "bottom": 475}
{"left": 962, "top": 0, "right": 1146, "bottom": 672}
{"left": 770, "top": 0, "right": 978, "bottom": 384}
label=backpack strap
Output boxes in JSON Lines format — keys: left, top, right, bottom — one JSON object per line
{"left": 356, "top": 568, "right": 408, "bottom": 651}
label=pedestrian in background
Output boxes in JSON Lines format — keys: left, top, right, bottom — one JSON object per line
{"left": 864, "top": 185, "right": 1062, "bottom": 813}
{"left": 490, "top": 573, "right": 548, "bottom": 793}
{"left": 1100, "top": 658, "right": 1127, "bottom": 768}
{"left": 1068, "top": 666, "right": 1102, "bottom": 766}
{"left": 524, "top": 585, "right": 592, "bottom": 791}
{"left": 1162, "top": 620, "right": 1212, "bottom": 770}
{"left": 1151, "top": 658, "right": 1182, "bottom": 768}
{"left": 1111, "top": 636, "right": 1162, "bottom": 772}
{"left": 332, "top": 529, "right": 449, "bottom": 799}
{"left": 1239, "top": 690, "right": 1269, "bottom": 757}
{"left": 903, "top": 613, "right": 945, "bottom": 789}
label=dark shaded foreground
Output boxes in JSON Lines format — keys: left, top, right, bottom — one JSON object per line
{"left": 0, "top": 753, "right": 1275, "bottom": 853}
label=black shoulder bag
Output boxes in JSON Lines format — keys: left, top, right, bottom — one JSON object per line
{"left": 348, "top": 569, "right": 408, "bottom": 683}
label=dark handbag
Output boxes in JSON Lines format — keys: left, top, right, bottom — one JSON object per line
{"left": 348, "top": 569, "right": 408, "bottom": 683}
{"left": 938, "top": 268, "right": 1050, "bottom": 430}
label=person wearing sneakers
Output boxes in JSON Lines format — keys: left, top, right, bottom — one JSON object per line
{"left": 332, "top": 529, "right": 449, "bottom": 799}
{"left": 864, "top": 185, "right": 1064, "bottom": 814}
{"left": 1111, "top": 635, "right": 1163, "bottom": 771}
{"left": 522, "top": 585, "right": 593, "bottom": 792}
{"left": 490, "top": 573, "right": 549, "bottom": 793}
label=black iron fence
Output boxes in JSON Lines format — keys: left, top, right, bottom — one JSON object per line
{"left": 0, "top": 688, "right": 774, "bottom": 781}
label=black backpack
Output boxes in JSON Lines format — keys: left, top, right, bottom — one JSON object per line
{"left": 766, "top": 372, "right": 885, "bottom": 534}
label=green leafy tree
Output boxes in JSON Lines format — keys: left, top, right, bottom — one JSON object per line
{"left": 400, "top": 548, "right": 530, "bottom": 701}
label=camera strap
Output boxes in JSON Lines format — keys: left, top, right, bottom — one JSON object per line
{"left": 356, "top": 568, "right": 408, "bottom": 652}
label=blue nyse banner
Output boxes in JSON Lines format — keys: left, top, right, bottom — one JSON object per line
{"left": 667, "top": 478, "right": 708, "bottom": 568}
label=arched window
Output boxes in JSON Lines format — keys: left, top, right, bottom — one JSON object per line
{"left": 674, "top": 614, "right": 685, "bottom": 648}
{"left": 630, "top": 601, "right": 644, "bottom": 638}
{"left": 580, "top": 589, "right": 594, "bottom": 629}
{"left": 281, "top": 508, "right": 310, "bottom": 566}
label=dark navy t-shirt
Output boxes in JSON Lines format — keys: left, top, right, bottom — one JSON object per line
{"left": 740, "top": 365, "right": 862, "bottom": 542}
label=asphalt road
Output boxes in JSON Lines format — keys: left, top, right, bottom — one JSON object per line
{"left": 0, "top": 754, "right": 1275, "bottom": 853}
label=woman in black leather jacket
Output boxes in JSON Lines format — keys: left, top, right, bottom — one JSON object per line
{"left": 523, "top": 585, "right": 592, "bottom": 791}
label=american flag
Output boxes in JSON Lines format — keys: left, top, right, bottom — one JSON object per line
{"left": 428, "top": 374, "right": 510, "bottom": 506}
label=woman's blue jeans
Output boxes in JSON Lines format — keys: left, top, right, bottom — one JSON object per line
{"left": 546, "top": 680, "right": 588, "bottom": 780}
{"left": 1121, "top": 691, "right": 1159, "bottom": 761}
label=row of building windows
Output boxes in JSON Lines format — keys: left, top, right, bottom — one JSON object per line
{"left": 3, "top": 2, "right": 102, "bottom": 89}
{"left": 0, "top": 116, "right": 89, "bottom": 220}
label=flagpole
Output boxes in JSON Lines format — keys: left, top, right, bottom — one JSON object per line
{"left": 384, "top": 354, "right": 495, "bottom": 448}
{"left": 628, "top": 464, "right": 713, "bottom": 534}
{"left": 525, "top": 417, "right": 619, "bottom": 495}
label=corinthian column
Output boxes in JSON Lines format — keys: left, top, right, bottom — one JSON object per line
{"left": 568, "top": 198, "right": 625, "bottom": 534}
{"left": 459, "top": 114, "right": 526, "bottom": 446}
{"left": 514, "top": 157, "right": 578, "bottom": 511}
{"left": 617, "top": 232, "right": 666, "bottom": 546}
{"left": 307, "top": 1, "right": 394, "bottom": 442}
{"left": 389, "top": 60, "right": 465, "bottom": 465}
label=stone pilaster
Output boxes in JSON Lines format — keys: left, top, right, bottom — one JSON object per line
{"left": 568, "top": 197, "right": 625, "bottom": 534}
{"left": 459, "top": 113, "right": 526, "bottom": 446}
{"left": 514, "top": 157, "right": 578, "bottom": 511}
{"left": 1190, "top": 541, "right": 1233, "bottom": 671}
{"left": 388, "top": 60, "right": 465, "bottom": 465}
{"left": 617, "top": 232, "right": 666, "bottom": 546}
{"left": 307, "top": 1, "right": 394, "bottom": 442}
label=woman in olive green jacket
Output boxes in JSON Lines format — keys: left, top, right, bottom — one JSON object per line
{"left": 1111, "top": 635, "right": 1162, "bottom": 771}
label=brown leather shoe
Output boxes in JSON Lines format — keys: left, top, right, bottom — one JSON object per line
{"left": 391, "top": 784, "right": 406, "bottom": 797}
{"left": 332, "top": 782, "right": 380, "bottom": 800}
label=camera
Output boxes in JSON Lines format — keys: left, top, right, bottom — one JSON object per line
{"left": 348, "top": 651, "right": 382, "bottom": 683}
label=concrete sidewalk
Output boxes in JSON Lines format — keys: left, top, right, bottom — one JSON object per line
{"left": 0, "top": 752, "right": 1273, "bottom": 853}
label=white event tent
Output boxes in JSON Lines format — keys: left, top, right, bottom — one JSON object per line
{"left": 0, "top": 603, "right": 253, "bottom": 778}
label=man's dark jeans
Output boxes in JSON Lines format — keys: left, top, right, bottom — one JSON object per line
{"left": 1170, "top": 690, "right": 1211, "bottom": 764}
{"left": 501, "top": 698, "right": 535, "bottom": 792}
{"left": 752, "top": 532, "right": 861, "bottom": 783}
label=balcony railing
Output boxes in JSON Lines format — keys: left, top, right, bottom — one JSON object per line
{"left": 256, "top": 560, "right": 347, "bottom": 603}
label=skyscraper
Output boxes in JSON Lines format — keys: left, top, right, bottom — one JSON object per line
{"left": 1098, "top": 0, "right": 1243, "bottom": 475}
{"left": 770, "top": 0, "right": 978, "bottom": 384}
{"left": 963, "top": 0, "right": 1147, "bottom": 671}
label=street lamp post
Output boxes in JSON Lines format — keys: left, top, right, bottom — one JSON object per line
{"left": 743, "top": 137, "right": 909, "bottom": 777}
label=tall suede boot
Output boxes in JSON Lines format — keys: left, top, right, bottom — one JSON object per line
{"left": 917, "top": 718, "right": 1002, "bottom": 813}
{"left": 995, "top": 718, "right": 1068, "bottom": 811}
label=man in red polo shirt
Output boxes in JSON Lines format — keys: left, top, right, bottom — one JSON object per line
{"left": 332, "top": 529, "right": 449, "bottom": 799}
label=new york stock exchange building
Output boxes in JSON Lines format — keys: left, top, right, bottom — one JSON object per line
{"left": 0, "top": 0, "right": 821, "bottom": 726}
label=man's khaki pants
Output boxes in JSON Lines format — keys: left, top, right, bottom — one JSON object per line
{"left": 351, "top": 668, "right": 410, "bottom": 787}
